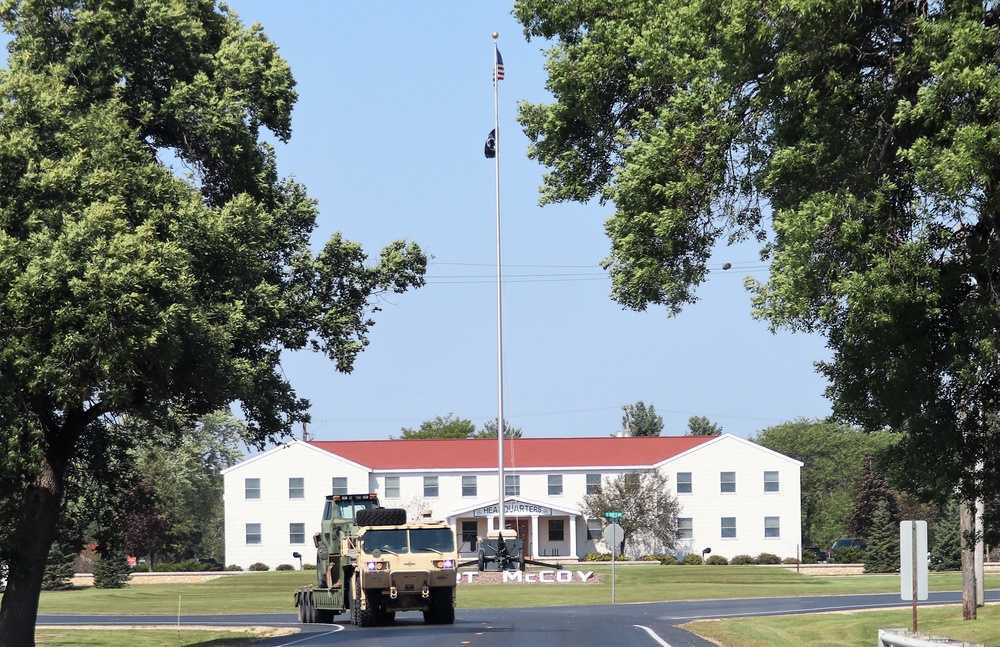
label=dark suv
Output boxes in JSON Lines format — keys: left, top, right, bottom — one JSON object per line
{"left": 828, "top": 538, "right": 866, "bottom": 559}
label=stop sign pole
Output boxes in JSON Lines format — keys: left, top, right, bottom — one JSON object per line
{"left": 604, "top": 512, "right": 623, "bottom": 604}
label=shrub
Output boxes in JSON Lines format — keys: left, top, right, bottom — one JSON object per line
{"left": 832, "top": 547, "right": 864, "bottom": 563}
{"left": 583, "top": 552, "right": 608, "bottom": 561}
{"left": 800, "top": 550, "right": 817, "bottom": 564}
{"left": 729, "top": 554, "right": 756, "bottom": 565}
{"left": 682, "top": 553, "right": 705, "bottom": 565}
{"left": 639, "top": 554, "right": 660, "bottom": 561}
{"left": 706, "top": 555, "right": 729, "bottom": 565}
{"left": 659, "top": 555, "right": 680, "bottom": 565}
{"left": 276, "top": 564, "right": 295, "bottom": 571}
{"left": 248, "top": 562, "right": 270, "bottom": 572}
{"left": 225, "top": 564, "right": 244, "bottom": 571}
{"left": 756, "top": 552, "right": 781, "bottom": 565}
{"left": 302, "top": 563, "right": 316, "bottom": 570}
{"left": 93, "top": 551, "right": 132, "bottom": 589}
{"left": 783, "top": 557, "right": 799, "bottom": 564}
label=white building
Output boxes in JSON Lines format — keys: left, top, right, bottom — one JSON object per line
{"left": 222, "top": 434, "right": 802, "bottom": 569}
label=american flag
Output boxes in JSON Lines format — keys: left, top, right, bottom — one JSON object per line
{"left": 494, "top": 48, "right": 505, "bottom": 82}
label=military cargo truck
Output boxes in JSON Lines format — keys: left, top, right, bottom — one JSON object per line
{"left": 294, "top": 493, "right": 457, "bottom": 626}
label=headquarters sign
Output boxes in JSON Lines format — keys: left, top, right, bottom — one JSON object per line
{"left": 473, "top": 500, "right": 552, "bottom": 517}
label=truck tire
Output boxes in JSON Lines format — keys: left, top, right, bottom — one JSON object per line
{"left": 353, "top": 574, "right": 377, "bottom": 627}
{"left": 356, "top": 507, "right": 407, "bottom": 527}
{"left": 477, "top": 549, "right": 486, "bottom": 571}
{"left": 304, "top": 591, "right": 315, "bottom": 623}
{"left": 422, "top": 587, "right": 455, "bottom": 625}
{"left": 297, "top": 593, "right": 306, "bottom": 623}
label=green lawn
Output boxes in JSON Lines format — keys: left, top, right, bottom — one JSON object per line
{"left": 18, "top": 566, "right": 1000, "bottom": 646}
{"left": 683, "top": 603, "right": 1000, "bottom": 647}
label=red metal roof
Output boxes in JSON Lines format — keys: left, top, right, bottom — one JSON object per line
{"left": 307, "top": 436, "right": 715, "bottom": 471}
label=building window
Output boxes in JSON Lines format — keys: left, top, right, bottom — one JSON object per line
{"left": 290, "top": 523, "right": 305, "bottom": 544}
{"left": 764, "top": 471, "right": 779, "bottom": 492}
{"left": 461, "top": 521, "right": 478, "bottom": 552}
{"left": 586, "top": 473, "right": 601, "bottom": 494}
{"left": 764, "top": 516, "right": 780, "bottom": 538}
{"left": 548, "top": 474, "right": 563, "bottom": 496}
{"left": 384, "top": 476, "right": 400, "bottom": 498}
{"left": 289, "top": 477, "right": 304, "bottom": 499}
{"left": 505, "top": 474, "right": 520, "bottom": 496}
{"left": 720, "top": 471, "right": 736, "bottom": 493}
{"left": 424, "top": 475, "right": 439, "bottom": 498}
{"left": 721, "top": 517, "right": 737, "bottom": 539}
{"left": 462, "top": 475, "right": 477, "bottom": 497}
{"left": 586, "top": 518, "right": 603, "bottom": 540}
{"left": 549, "top": 519, "right": 565, "bottom": 542}
{"left": 678, "top": 517, "right": 693, "bottom": 540}
{"left": 676, "top": 472, "right": 692, "bottom": 494}
{"left": 331, "top": 477, "right": 347, "bottom": 495}
{"left": 246, "top": 523, "right": 262, "bottom": 545}
{"left": 245, "top": 478, "right": 261, "bottom": 500}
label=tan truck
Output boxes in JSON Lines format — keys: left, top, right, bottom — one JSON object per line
{"left": 294, "top": 493, "right": 457, "bottom": 626}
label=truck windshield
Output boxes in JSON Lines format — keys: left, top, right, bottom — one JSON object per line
{"left": 364, "top": 529, "right": 409, "bottom": 554}
{"left": 337, "top": 501, "right": 375, "bottom": 521}
{"left": 410, "top": 528, "right": 455, "bottom": 553}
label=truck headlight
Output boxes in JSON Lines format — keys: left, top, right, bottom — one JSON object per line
{"left": 366, "top": 561, "right": 388, "bottom": 571}
{"left": 434, "top": 559, "right": 455, "bottom": 569}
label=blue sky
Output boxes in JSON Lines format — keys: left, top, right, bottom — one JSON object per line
{"left": 221, "top": 0, "right": 834, "bottom": 442}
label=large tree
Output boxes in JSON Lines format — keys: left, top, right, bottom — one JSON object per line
{"left": 581, "top": 470, "right": 680, "bottom": 556}
{"left": 0, "top": 2, "right": 425, "bottom": 644}
{"left": 515, "top": 0, "right": 1000, "bottom": 618}
{"left": 473, "top": 418, "right": 523, "bottom": 439}
{"left": 396, "top": 414, "right": 476, "bottom": 439}
{"left": 686, "top": 415, "right": 721, "bottom": 437}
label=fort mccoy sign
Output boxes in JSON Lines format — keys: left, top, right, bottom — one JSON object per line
{"left": 473, "top": 499, "right": 552, "bottom": 517}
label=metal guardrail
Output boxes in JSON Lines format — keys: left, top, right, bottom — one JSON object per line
{"left": 878, "top": 628, "right": 983, "bottom": 647}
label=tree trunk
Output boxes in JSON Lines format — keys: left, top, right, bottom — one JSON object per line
{"left": 961, "top": 498, "right": 977, "bottom": 621}
{"left": 0, "top": 456, "right": 67, "bottom": 646}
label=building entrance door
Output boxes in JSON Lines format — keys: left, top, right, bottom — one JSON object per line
{"left": 515, "top": 518, "right": 531, "bottom": 557}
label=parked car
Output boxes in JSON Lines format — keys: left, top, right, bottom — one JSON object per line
{"left": 197, "top": 557, "right": 224, "bottom": 571}
{"left": 828, "top": 538, "right": 866, "bottom": 559}
{"left": 802, "top": 546, "right": 828, "bottom": 562}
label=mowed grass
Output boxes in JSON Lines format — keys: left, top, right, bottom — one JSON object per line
{"left": 36, "top": 628, "right": 286, "bottom": 647}
{"left": 28, "top": 566, "right": 1000, "bottom": 613}
{"left": 683, "top": 603, "right": 1000, "bottom": 647}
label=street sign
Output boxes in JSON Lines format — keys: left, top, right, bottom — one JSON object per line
{"left": 603, "top": 522, "right": 624, "bottom": 547}
{"left": 605, "top": 511, "right": 623, "bottom": 519}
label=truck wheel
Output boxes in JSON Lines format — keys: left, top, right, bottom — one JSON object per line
{"left": 352, "top": 575, "right": 376, "bottom": 627}
{"left": 356, "top": 507, "right": 407, "bottom": 527}
{"left": 307, "top": 592, "right": 317, "bottom": 623}
{"left": 477, "top": 549, "right": 486, "bottom": 571}
{"left": 296, "top": 594, "right": 306, "bottom": 623}
{"left": 423, "top": 587, "right": 454, "bottom": 625}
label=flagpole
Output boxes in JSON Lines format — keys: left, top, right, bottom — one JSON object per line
{"left": 492, "top": 32, "right": 506, "bottom": 536}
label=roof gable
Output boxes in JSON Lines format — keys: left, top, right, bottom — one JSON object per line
{"left": 306, "top": 435, "right": 716, "bottom": 471}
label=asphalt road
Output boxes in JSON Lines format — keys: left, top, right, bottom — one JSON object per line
{"left": 38, "top": 590, "right": 1000, "bottom": 647}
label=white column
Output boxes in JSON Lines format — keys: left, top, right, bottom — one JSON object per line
{"left": 531, "top": 515, "right": 539, "bottom": 558}
{"left": 569, "top": 514, "right": 578, "bottom": 559}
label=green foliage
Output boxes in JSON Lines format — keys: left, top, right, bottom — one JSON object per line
{"left": 831, "top": 547, "right": 865, "bottom": 564}
{"left": 730, "top": 554, "right": 756, "bottom": 565}
{"left": 224, "top": 564, "right": 244, "bottom": 572}
{"left": 276, "top": 564, "right": 295, "bottom": 571}
{"left": 863, "top": 502, "right": 900, "bottom": 574}
{"left": 582, "top": 552, "right": 627, "bottom": 561}
{"left": 659, "top": 555, "right": 680, "bottom": 565}
{"left": 623, "top": 401, "right": 663, "bottom": 437}
{"left": 248, "top": 562, "right": 270, "bottom": 572}
{"left": 756, "top": 553, "right": 781, "bottom": 565}
{"left": 706, "top": 555, "right": 729, "bottom": 565}
{"left": 473, "top": 418, "right": 523, "bottom": 439}
{"left": 302, "top": 563, "right": 315, "bottom": 570}
{"left": 846, "top": 454, "right": 900, "bottom": 541}
{"left": 582, "top": 470, "right": 681, "bottom": 555}
{"left": 396, "top": 414, "right": 476, "bottom": 439}
{"left": 41, "top": 539, "right": 79, "bottom": 591}
{"left": 930, "top": 500, "right": 962, "bottom": 571}
{"left": 751, "top": 421, "right": 898, "bottom": 549}
{"left": 800, "top": 550, "right": 817, "bottom": 564}
{"left": 682, "top": 553, "right": 705, "bottom": 565}
{"left": 92, "top": 551, "right": 132, "bottom": 589}
{"left": 151, "top": 560, "right": 213, "bottom": 572}
{"left": 686, "top": 416, "right": 722, "bottom": 437}
{"left": 639, "top": 554, "right": 661, "bottom": 561}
